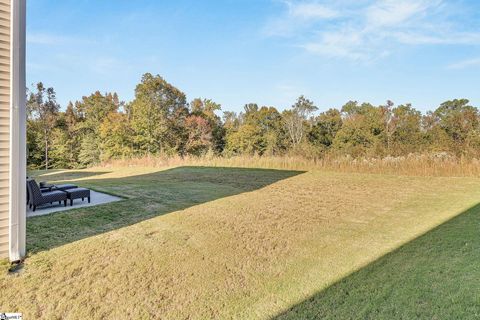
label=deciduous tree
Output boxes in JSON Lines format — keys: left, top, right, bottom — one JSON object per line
{"left": 27, "top": 83, "right": 60, "bottom": 170}
{"left": 283, "top": 96, "right": 317, "bottom": 147}
{"left": 130, "top": 73, "right": 188, "bottom": 155}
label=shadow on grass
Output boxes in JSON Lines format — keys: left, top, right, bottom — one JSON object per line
{"left": 31, "top": 170, "right": 112, "bottom": 181}
{"left": 273, "top": 203, "right": 480, "bottom": 320}
{"left": 27, "top": 166, "right": 304, "bottom": 254}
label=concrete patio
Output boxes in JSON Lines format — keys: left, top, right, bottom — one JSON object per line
{"left": 27, "top": 190, "right": 123, "bottom": 218}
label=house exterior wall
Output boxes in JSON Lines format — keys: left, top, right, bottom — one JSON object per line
{"left": 0, "top": 0, "right": 26, "bottom": 261}
{"left": 0, "top": 0, "right": 11, "bottom": 259}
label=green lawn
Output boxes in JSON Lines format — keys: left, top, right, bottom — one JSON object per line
{"left": 1, "top": 166, "right": 479, "bottom": 319}
{"left": 276, "top": 203, "right": 480, "bottom": 320}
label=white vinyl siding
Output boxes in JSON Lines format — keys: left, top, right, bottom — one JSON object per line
{"left": 0, "top": 0, "right": 10, "bottom": 259}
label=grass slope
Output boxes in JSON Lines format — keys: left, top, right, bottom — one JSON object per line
{"left": 275, "top": 203, "right": 480, "bottom": 319}
{"left": 1, "top": 166, "right": 479, "bottom": 319}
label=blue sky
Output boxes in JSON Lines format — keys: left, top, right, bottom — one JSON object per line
{"left": 27, "top": 0, "right": 480, "bottom": 113}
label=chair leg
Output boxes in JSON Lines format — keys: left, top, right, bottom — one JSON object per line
{"left": 82, "top": 197, "right": 84, "bottom": 201}
{"left": 33, "top": 205, "right": 36, "bottom": 212}
{"left": 88, "top": 197, "right": 91, "bottom": 203}
{"left": 70, "top": 199, "right": 73, "bottom": 206}
{"left": 64, "top": 200, "right": 67, "bottom": 207}
{"left": 59, "top": 201, "right": 61, "bottom": 205}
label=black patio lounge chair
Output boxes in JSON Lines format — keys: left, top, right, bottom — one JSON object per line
{"left": 27, "top": 179, "right": 68, "bottom": 212}
{"left": 39, "top": 182, "right": 55, "bottom": 192}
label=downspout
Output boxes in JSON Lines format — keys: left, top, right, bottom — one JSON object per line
{"left": 9, "top": 0, "right": 26, "bottom": 262}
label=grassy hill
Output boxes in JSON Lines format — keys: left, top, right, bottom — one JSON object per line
{"left": 1, "top": 166, "right": 479, "bottom": 319}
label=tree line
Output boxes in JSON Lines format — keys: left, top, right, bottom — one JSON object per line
{"left": 27, "top": 73, "right": 480, "bottom": 169}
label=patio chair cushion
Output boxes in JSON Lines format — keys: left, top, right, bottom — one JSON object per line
{"left": 41, "top": 190, "right": 69, "bottom": 203}
{"left": 53, "top": 184, "right": 78, "bottom": 191}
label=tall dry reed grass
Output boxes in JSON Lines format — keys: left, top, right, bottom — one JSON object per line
{"left": 99, "top": 153, "right": 480, "bottom": 177}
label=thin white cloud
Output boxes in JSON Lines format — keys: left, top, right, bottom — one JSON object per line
{"left": 394, "top": 31, "right": 480, "bottom": 45}
{"left": 287, "top": 1, "right": 339, "bottom": 20}
{"left": 263, "top": 0, "right": 340, "bottom": 37}
{"left": 264, "top": 0, "right": 480, "bottom": 61}
{"left": 365, "top": 0, "right": 436, "bottom": 28}
{"left": 448, "top": 57, "right": 480, "bottom": 70}
{"left": 302, "top": 28, "right": 368, "bottom": 60}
